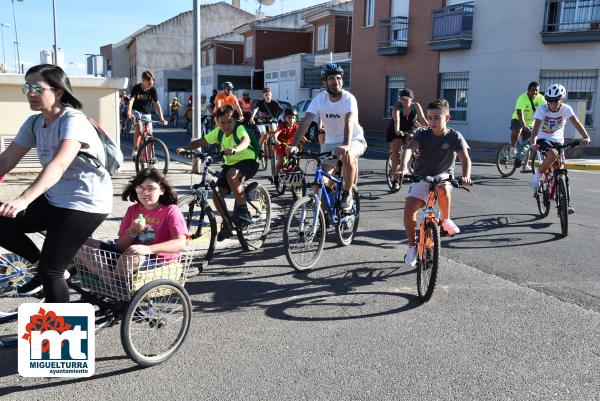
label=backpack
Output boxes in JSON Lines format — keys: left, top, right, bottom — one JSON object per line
{"left": 34, "top": 113, "right": 123, "bottom": 176}
{"left": 217, "top": 123, "right": 261, "bottom": 160}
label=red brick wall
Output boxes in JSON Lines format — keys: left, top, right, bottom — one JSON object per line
{"left": 334, "top": 16, "right": 352, "bottom": 53}
{"left": 350, "top": 0, "right": 442, "bottom": 132}
{"left": 254, "top": 31, "right": 312, "bottom": 69}
{"left": 215, "top": 43, "right": 244, "bottom": 65}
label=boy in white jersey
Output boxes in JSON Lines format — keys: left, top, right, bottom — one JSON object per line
{"left": 530, "top": 84, "right": 591, "bottom": 189}
{"left": 287, "top": 63, "right": 367, "bottom": 211}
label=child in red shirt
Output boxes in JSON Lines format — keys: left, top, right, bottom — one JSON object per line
{"left": 274, "top": 108, "right": 303, "bottom": 181}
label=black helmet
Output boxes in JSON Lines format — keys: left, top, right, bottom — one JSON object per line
{"left": 320, "top": 63, "right": 344, "bottom": 80}
{"left": 223, "top": 81, "right": 234, "bottom": 90}
{"left": 284, "top": 107, "right": 298, "bottom": 117}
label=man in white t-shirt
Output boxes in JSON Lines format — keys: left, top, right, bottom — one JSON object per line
{"left": 530, "top": 83, "right": 591, "bottom": 190}
{"left": 288, "top": 63, "right": 367, "bottom": 211}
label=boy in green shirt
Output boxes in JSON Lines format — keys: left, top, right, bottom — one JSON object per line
{"left": 177, "top": 105, "right": 259, "bottom": 240}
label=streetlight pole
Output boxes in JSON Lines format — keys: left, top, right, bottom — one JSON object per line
{"left": 0, "top": 23, "right": 10, "bottom": 71}
{"left": 11, "top": 0, "right": 23, "bottom": 73}
{"left": 52, "top": 0, "right": 58, "bottom": 65}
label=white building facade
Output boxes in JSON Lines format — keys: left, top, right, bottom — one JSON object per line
{"left": 438, "top": 0, "right": 600, "bottom": 143}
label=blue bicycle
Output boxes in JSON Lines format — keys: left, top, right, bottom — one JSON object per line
{"left": 496, "top": 132, "right": 537, "bottom": 177}
{"left": 283, "top": 151, "right": 360, "bottom": 271}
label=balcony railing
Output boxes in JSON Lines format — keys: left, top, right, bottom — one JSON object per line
{"left": 428, "top": 2, "right": 474, "bottom": 51}
{"left": 378, "top": 16, "right": 408, "bottom": 56}
{"left": 541, "top": 0, "right": 600, "bottom": 43}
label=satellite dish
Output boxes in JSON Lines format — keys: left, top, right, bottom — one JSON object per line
{"left": 257, "top": 0, "right": 275, "bottom": 7}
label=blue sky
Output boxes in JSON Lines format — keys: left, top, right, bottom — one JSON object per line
{"left": 0, "top": 0, "right": 328, "bottom": 76}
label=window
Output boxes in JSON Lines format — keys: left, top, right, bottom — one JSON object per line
{"left": 540, "top": 69, "right": 598, "bottom": 127}
{"left": 208, "top": 48, "right": 214, "bottom": 65}
{"left": 265, "top": 72, "right": 272, "bottom": 80}
{"left": 385, "top": 75, "right": 406, "bottom": 118}
{"left": 245, "top": 36, "right": 253, "bottom": 59}
{"left": 365, "top": 0, "right": 375, "bottom": 27}
{"left": 272, "top": 72, "right": 279, "bottom": 79}
{"left": 281, "top": 70, "right": 288, "bottom": 78}
{"left": 440, "top": 72, "right": 469, "bottom": 121}
{"left": 201, "top": 50, "right": 207, "bottom": 67}
{"left": 289, "top": 69, "right": 296, "bottom": 77}
{"left": 317, "top": 24, "right": 329, "bottom": 50}
{"left": 546, "top": 0, "right": 600, "bottom": 31}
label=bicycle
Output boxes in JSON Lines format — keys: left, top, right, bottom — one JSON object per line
{"left": 496, "top": 132, "right": 534, "bottom": 177}
{"left": 132, "top": 112, "right": 170, "bottom": 175}
{"left": 385, "top": 133, "right": 415, "bottom": 193}
{"left": 277, "top": 154, "right": 307, "bottom": 201}
{"left": 283, "top": 151, "right": 360, "bottom": 271}
{"left": 178, "top": 150, "right": 272, "bottom": 257}
{"left": 257, "top": 120, "right": 279, "bottom": 172}
{"left": 169, "top": 109, "right": 179, "bottom": 127}
{"left": 403, "top": 174, "right": 470, "bottom": 302}
{"left": 532, "top": 140, "right": 580, "bottom": 237}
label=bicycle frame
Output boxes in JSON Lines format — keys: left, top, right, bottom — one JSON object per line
{"left": 540, "top": 148, "right": 569, "bottom": 203}
{"left": 416, "top": 183, "right": 443, "bottom": 260}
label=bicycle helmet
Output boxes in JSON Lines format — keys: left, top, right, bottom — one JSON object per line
{"left": 544, "top": 83, "right": 567, "bottom": 102}
{"left": 223, "top": 81, "right": 234, "bottom": 90}
{"left": 320, "top": 63, "right": 344, "bottom": 80}
{"left": 173, "top": 97, "right": 178, "bottom": 100}
{"left": 284, "top": 107, "right": 298, "bottom": 117}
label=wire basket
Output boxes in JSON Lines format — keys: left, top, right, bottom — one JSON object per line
{"left": 73, "top": 245, "right": 193, "bottom": 301}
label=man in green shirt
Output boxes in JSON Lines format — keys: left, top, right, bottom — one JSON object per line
{"left": 510, "top": 81, "right": 546, "bottom": 171}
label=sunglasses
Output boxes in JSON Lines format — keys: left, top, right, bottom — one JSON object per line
{"left": 21, "top": 83, "right": 56, "bottom": 95}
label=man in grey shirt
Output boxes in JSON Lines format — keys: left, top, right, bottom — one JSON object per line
{"left": 399, "top": 99, "right": 472, "bottom": 268}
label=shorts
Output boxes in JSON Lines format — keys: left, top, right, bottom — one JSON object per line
{"left": 257, "top": 122, "right": 278, "bottom": 135}
{"left": 406, "top": 175, "right": 451, "bottom": 203}
{"left": 321, "top": 139, "right": 367, "bottom": 157}
{"left": 536, "top": 138, "right": 562, "bottom": 152}
{"left": 510, "top": 119, "right": 531, "bottom": 139}
{"left": 216, "top": 159, "right": 259, "bottom": 192}
{"left": 386, "top": 121, "right": 412, "bottom": 143}
{"left": 274, "top": 144, "right": 290, "bottom": 156}
{"left": 132, "top": 110, "right": 152, "bottom": 125}
{"left": 98, "top": 240, "right": 163, "bottom": 271}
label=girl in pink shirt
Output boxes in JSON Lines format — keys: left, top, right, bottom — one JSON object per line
{"left": 77, "top": 168, "right": 189, "bottom": 282}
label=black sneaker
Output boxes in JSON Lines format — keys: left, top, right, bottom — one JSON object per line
{"left": 514, "top": 158, "right": 522, "bottom": 168}
{"left": 567, "top": 206, "right": 575, "bottom": 215}
{"left": 392, "top": 180, "right": 400, "bottom": 191}
{"left": 233, "top": 205, "right": 253, "bottom": 226}
{"left": 17, "top": 275, "right": 43, "bottom": 296}
{"left": 217, "top": 226, "right": 232, "bottom": 242}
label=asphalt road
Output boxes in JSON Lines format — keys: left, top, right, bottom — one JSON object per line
{"left": 1, "top": 137, "right": 599, "bottom": 400}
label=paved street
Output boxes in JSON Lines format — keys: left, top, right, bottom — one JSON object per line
{"left": 1, "top": 134, "right": 599, "bottom": 400}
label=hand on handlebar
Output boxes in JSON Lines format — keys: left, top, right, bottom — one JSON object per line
{"left": 286, "top": 146, "right": 299, "bottom": 157}
{"left": 581, "top": 137, "right": 591, "bottom": 146}
{"left": 459, "top": 176, "right": 472, "bottom": 186}
{"left": 175, "top": 147, "right": 187, "bottom": 155}
{"left": 224, "top": 148, "right": 237, "bottom": 156}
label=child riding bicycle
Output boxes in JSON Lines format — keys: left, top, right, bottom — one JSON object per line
{"left": 176, "top": 105, "right": 260, "bottom": 241}
{"left": 399, "top": 99, "right": 472, "bottom": 268}
{"left": 529, "top": 84, "right": 591, "bottom": 192}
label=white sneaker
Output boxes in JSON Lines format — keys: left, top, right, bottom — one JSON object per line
{"left": 521, "top": 164, "right": 533, "bottom": 173}
{"left": 132, "top": 150, "right": 137, "bottom": 159}
{"left": 530, "top": 172, "right": 541, "bottom": 189}
{"left": 405, "top": 246, "right": 417, "bottom": 268}
{"left": 340, "top": 190, "right": 353, "bottom": 211}
{"left": 509, "top": 146, "right": 517, "bottom": 156}
{"left": 442, "top": 219, "right": 461, "bottom": 236}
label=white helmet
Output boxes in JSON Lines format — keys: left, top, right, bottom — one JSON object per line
{"left": 544, "top": 83, "right": 567, "bottom": 102}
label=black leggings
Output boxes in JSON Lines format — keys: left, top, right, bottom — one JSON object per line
{"left": 0, "top": 195, "right": 107, "bottom": 302}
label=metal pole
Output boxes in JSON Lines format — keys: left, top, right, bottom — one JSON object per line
{"left": 52, "top": 0, "right": 58, "bottom": 65}
{"left": 192, "top": 0, "right": 201, "bottom": 173}
{"left": 0, "top": 23, "right": 9, "bottom": 69}
{"left": 11, "top": 0, "right": 21, "bottom": 73}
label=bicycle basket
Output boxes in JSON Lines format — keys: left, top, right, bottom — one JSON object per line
{"left": 74, "top": 244, "right": 193, "bottom": 301}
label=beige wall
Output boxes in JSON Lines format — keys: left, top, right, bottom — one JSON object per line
{"left": 0, "top": 74, "right": 128, "bottom": 141}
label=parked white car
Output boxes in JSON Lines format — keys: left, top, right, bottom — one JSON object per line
{"left": 295, "top": 99, "right": 312, "bottom": 121}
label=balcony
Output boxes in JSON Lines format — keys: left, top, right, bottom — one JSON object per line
{"left": 377, "top": 16, "right": 408, "bottom": 56}
{"left": 541, "top": 0, "right": 600, "bottom": 43}
{"left": 428, "top": 2, "right": 474, "bottom": 51}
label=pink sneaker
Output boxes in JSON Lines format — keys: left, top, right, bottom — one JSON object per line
{"left": 442, "top": 219, "right": 461, "bottom": 236}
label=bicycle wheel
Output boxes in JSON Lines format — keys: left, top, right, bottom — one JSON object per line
{"left": 557, "top": 174, "right": 569, "bottom": 237}
{"left": 237, "top": 183, "right": 271, "bottom": 250}
{"left": 121, "top": 279, "right": 192, "bottom": 367}
{"left": 177, "top": 195, "right": 217, "bottom": 276}
{"left": 259, "top": 142, "right": 268, "bottom": 171}
{"left": 290, "top": 176, "right": 307, "bottom": 201}
{"left": 335, "top": 187, "right": 360, "bottom": 246}
{"left": 284, "top": 195, "right": 326, "bottom": 271}
{"left": 385, "top": 152, "right": 398, "bottom": 193}
{"left": 496, "top": 143, "right": 517, "bottom": 177}
{"left": 416, "top": 221, "right": 440, "bottom": 302}
{"left": 136, "top": 138, "right": 170, "bottom": 176}
{"left": 535, "top": 178, "right": 550, "bottom": 218}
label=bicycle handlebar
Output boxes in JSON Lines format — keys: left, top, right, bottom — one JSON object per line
{"left": 291, "top": 150, "right": 337, "bottom": 161}
{"left": 403, "top": 174, "right": 471, "bottom": 191}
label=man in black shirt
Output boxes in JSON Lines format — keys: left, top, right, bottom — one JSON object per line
{"left": 127, "top": 70, "right": 166, "bottom": 157}
{"left": 250, "top": 87, "right": 283, "bottom": 148}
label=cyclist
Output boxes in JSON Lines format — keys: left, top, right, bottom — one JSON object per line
{"left": 510, "top": 81, "right": 546, "bottom": 172}
{"left": 273, "top": 108, "right": 303, "bottom": 185}
{"left": 287, "top": 63, "right": 367, "bottom": 211}
{"left": 213, "top": 82, "right": 243, "bottom": 119}
{"left": 399, "top": 99, "right": 472, "bottom": 268}
{"left": 387, "top": 88, "right": 427, "bottom": 190}
{"left": 530, "top": 84, "right": 591, "bottom": 195}
{"left": 176, "top": 105, "right": 259, "bottom": 241}
{"left": 251, "top": 87, "right": 284, "bottom": 148}
{"left": 200, "top": 94, "right": 211, "bottom": 132}
{"left": 127, "top": 70, "right": 167, "bottom": 158}
{"left": 0, "top": 64, "right": 111, "bottom": 301}
{"left": 239, "top": 90, "right": 254, "bottom": 124}
{"left": 169, "top": 96, "right": 181, "bottom": 125}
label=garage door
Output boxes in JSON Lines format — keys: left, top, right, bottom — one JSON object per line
{"left": 279, "top": 80, "right": 295, "bottom": 103}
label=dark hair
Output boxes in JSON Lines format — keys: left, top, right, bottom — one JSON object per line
{"left": 215, "top": 105, "right": 239, "bottom": 120}
{"left": 25, "top": 64, "right": 82, "bottom": 109}
{"left": 141, "top": 71, "right": 155, "bottom": 81}
{"left": 427, "top": 98, "right": 450, "bottom": 113}
{"left": 528, "top": 81, "right": 540, "bottom": 90}
{"left": 121, "top": 168, "right": 178, "bottom": 205}
{"left": 262, "top": 87, "right": 271, "bottom": 93}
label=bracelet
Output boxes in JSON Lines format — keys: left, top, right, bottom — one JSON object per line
{"left": 127, "top": 228, "right": 138, "bottom": 238}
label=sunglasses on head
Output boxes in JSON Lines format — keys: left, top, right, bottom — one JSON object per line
{"left": 21, "top": 83, "right": 55, "bottom": 95}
